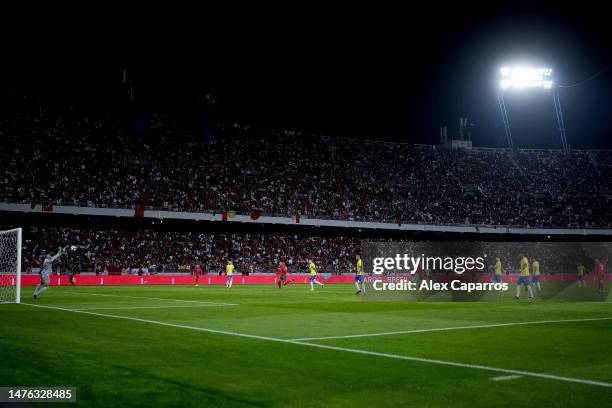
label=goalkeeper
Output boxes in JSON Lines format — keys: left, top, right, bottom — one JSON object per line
{"left": 33, "top": 246, "right": 65, "bottom": 299}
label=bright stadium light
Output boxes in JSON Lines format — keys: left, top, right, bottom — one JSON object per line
{"left": 496, "top": 64, "right": 568, "bottom": 152}
{"left": 499, "top": 67, "right": 553, "bottom": 89}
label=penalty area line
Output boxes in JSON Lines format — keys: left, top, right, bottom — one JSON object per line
{"left": 19, "top": 303, "right": 612, "bottom": 389}
{"left": 71, "top": 304, "right": 238, "bottom": 311}
{"left": 65, "top": 291, "right": 238, "bottom": 306}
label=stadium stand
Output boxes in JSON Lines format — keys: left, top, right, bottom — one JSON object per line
{"left": 16, "top": 225, "right": 604, "bottom": 275}
{"left": 1, "top": 97, "right": 611, "bottom": 228}
{"left": 20, "top": 225, "right": 359, "bottom": 275}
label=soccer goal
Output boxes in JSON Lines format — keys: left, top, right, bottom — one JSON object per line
{"left": 0, "top": 228, "right": 22, "bottom": 304}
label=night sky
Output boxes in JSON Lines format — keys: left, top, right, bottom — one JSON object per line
{"left": 4, "top": 4, "right": 611, "bottom": 148}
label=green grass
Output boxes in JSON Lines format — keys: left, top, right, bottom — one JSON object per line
{"left": 1, "top": 284, "right": 611, "bottom": 407}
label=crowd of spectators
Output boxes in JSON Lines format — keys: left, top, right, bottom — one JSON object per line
{"left": 21, "top": 225, "right": 360, "bottom": 275}
{"left": 17, "top": 225, "right": 606, "bottom": 275}
{"left": 1, "top": 97, "right": 611, "bottom": 227}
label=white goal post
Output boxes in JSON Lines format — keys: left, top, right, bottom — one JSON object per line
{"left": 0, "top": 228, "right": 22, "bottom": 304}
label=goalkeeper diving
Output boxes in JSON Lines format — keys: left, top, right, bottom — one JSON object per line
{"left": 33, "top": 246, "right": 65, "bottom": 299}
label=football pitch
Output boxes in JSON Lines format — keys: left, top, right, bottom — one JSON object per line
{"left": 1, "top": 284, "right": 611, "bottom": 407}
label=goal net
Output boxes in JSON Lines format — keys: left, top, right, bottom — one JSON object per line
{"left": 0, "top": 228, "right": 22, "bottom": 304}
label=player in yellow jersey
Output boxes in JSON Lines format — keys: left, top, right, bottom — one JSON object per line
{"left": 226, "top": 260, "right": 234, "bottom": 289}
{"left": 514, "top": 254, "right": 534, "bottom": 300}
{"left": 493, "top": 257, "right": 503, "bottom": 283}
{"left": 531, "top": 259, "right": 541, "bottom": 291}
{"left": 355, "top": 254, "right": 366, "bottom": 295}
{"left": 307, "top": 258, "right": 325, "bottom": 291}
{"left": 577, "top": 262, "right": 586, "bottom": 287}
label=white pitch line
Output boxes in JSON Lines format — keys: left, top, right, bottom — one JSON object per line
{"left": 20, "top": 303, "right": 612, "bottom": 389}
{"left": 491, "top": 375, "right": 522, "bottom": 381}
{"left": 72, "top": 304, "right": 238, "bottom": 311}
{"left": 66, "top": 291, "right": 238, "bottom": 306}
{"left": 289, "top": 317, "right": 612, "bottom": 341}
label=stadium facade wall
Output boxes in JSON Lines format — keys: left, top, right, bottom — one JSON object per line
{"left": 2, "top": 203, "right": 611, "bottom": 235}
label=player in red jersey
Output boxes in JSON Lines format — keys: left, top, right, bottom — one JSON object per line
{"left": 595, "top": 259, "right": 606, "bottom": 293}
{"left": 277, "top": 262, "right": 287, "bottom": 289}
{"left": 277, "top": 261, "right": 294, "bottom": 289}
{"left": 194, "top": 264, "right": 203, "bottom": 286}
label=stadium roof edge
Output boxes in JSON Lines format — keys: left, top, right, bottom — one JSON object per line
{"left": 318, "top": 136, "right": 612, "bottom": 153}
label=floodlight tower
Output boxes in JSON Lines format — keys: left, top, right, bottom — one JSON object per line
{"left": 497, "top": 67, "right": 568, "bottom": 152}
{"left": 552, "top": 91, "right": 569, "bottom": 151}
{"left": 497, "top": 90, "right": 514, "bottom": 149}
